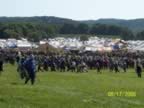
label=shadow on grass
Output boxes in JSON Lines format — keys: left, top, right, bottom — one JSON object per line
{"left": 10, "top": 82, "right": 20, "bottom": 85}
{"left": 0, "top": 98, "right": 6, "bottom": 102}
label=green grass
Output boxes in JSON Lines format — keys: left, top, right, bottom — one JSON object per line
{"left": 0, "top": 64, "right": 144, "bottom": 108}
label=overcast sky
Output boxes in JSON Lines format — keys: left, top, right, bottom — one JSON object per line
{"left": 0, "top": 0, "right": 143, "bottom": 20}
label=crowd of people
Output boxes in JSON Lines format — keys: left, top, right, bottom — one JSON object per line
{"left": 0, "top": 50, "right": 143, "bottom": 85}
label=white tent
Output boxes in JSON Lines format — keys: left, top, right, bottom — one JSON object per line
{"left": 17, "top": 40, "right": 32, "bottom": 48}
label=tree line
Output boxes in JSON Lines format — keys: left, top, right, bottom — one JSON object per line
{"left": 0, "top": 22, "right": 144, "bottom": 41}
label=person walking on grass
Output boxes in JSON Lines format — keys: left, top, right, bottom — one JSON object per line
{"left": 0, "top": 53, "right": 4, "bottom": 75}
{"left": 23, "top": 54, "right": 36, "bottom": 85}
{"left": 96, "top": 61, "right": 101, "bottom": 73}
{"left": 135, "top": 58, "right": 143, "bottom": 78}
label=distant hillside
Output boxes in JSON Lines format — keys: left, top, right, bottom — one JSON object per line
{"left": 0, "top": 16, "right": 78, "bottom": 25}
{"left": 0, "top": 16, "right": 144, "bottom": 40}
{"left": 82, "top": 18, "right": 144, "bottom": 33}
{"left": 0, "top": 16, "right": 144, "bottom": 33}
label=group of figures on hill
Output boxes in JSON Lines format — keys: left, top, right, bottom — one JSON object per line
{"left": 0, "top": 51, "right": 143, "bottom": 85}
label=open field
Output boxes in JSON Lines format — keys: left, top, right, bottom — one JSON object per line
{"left": 0, "top": 64, "right": 144, "bottom": 108}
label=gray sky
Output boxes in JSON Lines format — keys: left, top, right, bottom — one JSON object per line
{"left": 0, "top": 0, "right": 143, "bottom": 20}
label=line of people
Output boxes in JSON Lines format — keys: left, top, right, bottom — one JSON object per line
{"left": 0, "top": 50, "right": 143, "bottom": 85}
{"left": 17, "top": 52, "right": 144, "bottom": 79}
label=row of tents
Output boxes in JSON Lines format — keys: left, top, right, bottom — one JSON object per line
{"left": 0, "top": 37, "right": 144, "bottom": 52}
{"left": 0, "top": 38, "right": 38, "bottom": 49}
{"left": 47, "top": 37, "right": 128, "bottom": 52}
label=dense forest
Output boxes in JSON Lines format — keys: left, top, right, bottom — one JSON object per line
{"left": 82, "top": 19, "right": 144, "bottom": 33}
{"left": 0, "top": 16, "right": 144, "bottom": 41}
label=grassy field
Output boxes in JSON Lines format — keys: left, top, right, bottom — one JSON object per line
{"left": 0, "top": 64, "right": 144, "bottom": 108}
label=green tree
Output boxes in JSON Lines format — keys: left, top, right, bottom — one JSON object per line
{"left": 136, "top": 31, "right": 144, "bottom": 40}
{"left": 120, "top": 28, "right": 134, "bottom": 40}
{"left": 60, "top": 23, "right": 76, "bottom": 34}
{"left": 77, "top": 23, "right": 89, "bottom": 34}
{"left": 27, "top": 31, "right": 41, "bottom": 42}
{"left": 80, "top": 35, "right": 89, "bottom": 44}
{"left": 3, "top": 29, "right": 19, "bottom": 39}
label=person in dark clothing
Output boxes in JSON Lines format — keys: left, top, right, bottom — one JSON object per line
{"left": 23, "top": 54, "right": 36, "bottom": 85}
{"left": 71, "top": 61, "right": 76, "bottom": 72}
{"left": 122, "top": 62, "right": 127, "bottom": 72}
{"left": 43, "top": 58, "right": 48, "bottom": 71}
{"left": 114, "top": 61, "right": 119, "bottom": 73}
{"left": 109, "top": 58, "right": 114, "bottom": 72}
{"left": 96, "top": 62, "right": 101, "bottom": 73}
{"left": 37, "top": 62, "right": 43, "bottom": 72}
{"left": 0, "top": 60, "right": 3, "bottom": 74}
{"left": 17, "top": 56, "right": 27, "bottom": 79}
{"left": 50, "top": 61, "right": 56, "bottom": 72}
{"left": 60, "top": 59, "right": 66, "bottom": 72}
{"left": 0, "top": 53, "right": 4, "bottom": 75}
{"left": 135, "top": 58, "right": 143, "bottom": 78}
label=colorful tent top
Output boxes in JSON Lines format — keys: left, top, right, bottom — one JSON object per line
{"left": 46, "top": 37, "right": 127, "bottom": 52}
